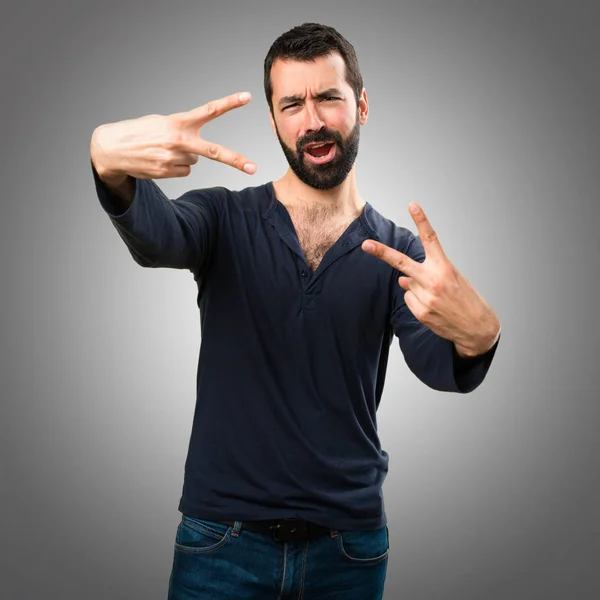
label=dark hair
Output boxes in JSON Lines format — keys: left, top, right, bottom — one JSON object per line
{"left": 264, "top": 23, "right": 364, "bottom": 113}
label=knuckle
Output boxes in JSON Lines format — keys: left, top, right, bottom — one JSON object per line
{"left": 155, "top": 152, "right": 171, "bottom": 168}
{"left": 430, "top": 279, "right": 443, "bottom": 296}
{"left": 166, "top": 112, "right": 179, "bottom": 121}
{"left": 425, "top": 230, "right": 438, "bottom": 244}
{"left": 156, "top": 149, "right": 172, "bottom": 165}
{"left": 165, "top": 131, "right": 184, "bottom": 150}
{"left": 205, "top": 144, "right": 221, "bottom": 160}
{"left": 427, "top": 294, "right": 439, "bottom": 311}
{"left": 166, "top": 113, "right": 182, "bottom": 129}
{"left": 205, "top": 101, "right": 218, "bottom": 117}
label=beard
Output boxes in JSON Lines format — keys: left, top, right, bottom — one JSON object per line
{"left": 274, "top": 115, "right": 360, "bottom": 190}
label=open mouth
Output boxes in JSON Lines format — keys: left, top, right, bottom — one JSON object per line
{"left": 303, "top": 142, "right": 336, "bottom": 164}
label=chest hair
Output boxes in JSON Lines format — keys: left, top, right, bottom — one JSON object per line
{"left": 286, "top": 204, "right": 356, "bottom": 272}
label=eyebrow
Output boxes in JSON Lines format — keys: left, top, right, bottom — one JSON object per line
{"left": 277, "top": 88, "right": 344, "bottom": 109}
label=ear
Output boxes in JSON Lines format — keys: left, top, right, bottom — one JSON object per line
{"left": 358, "top": 88, "right": 369, "bottom": 125}
{"left": 269, "top": 110, "right": 279, "bottom": 140}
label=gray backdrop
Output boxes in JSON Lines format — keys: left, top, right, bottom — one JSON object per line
{"left": 1, "top": 0, "right": 599, "bottom": 598}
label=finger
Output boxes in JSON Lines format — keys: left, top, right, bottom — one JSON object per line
{"left": 170, "top": 151, "right": 199, "bottom": 167}
{"left": 190, "top": 138, "right": 257, "bottom": 174}
{"left": 147, "top": 165, "right": 193, "bottom": 179}
{"left": 404, "top": 289, "right": 428, "bottom": 323}
{"left": 408, "top": 203, "right": 446, "bottom": 260}
{"left": 182, "top": 92, "right": 252, "bottom": 127}
{"left": 399, "top": 277, "right": 434, "bottom": 310}
{"left": 170, "top": 165, "right": 192, "bottom": 178}
{"left": 362, "top": 240, "right": 422, "bottom": 279}
{"left": 398, "top": 276, "right": 412, "bottom": 291}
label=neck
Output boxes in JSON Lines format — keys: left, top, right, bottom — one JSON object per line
{"left": 273, "top": 167, "right": 365, "bottom": 217}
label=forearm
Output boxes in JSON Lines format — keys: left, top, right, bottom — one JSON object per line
{"left": 394, "top": 300, "right": 500, "bottom": 393}
{"left": 91, "top": 162, "right": 215, "bottom": 272}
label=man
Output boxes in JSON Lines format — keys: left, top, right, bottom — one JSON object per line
{"left": 90, "top": 22, "right": 500, "bottom": 600}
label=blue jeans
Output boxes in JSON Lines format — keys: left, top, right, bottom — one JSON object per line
{"left": 167, "top": 515, "right": 389, "bottom": 599}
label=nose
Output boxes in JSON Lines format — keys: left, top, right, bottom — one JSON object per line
{"left": 303, "top": 102, "right": 326, "bottom": 135}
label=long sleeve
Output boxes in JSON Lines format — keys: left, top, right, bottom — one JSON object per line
{"left": 92, "top": 162, "right": 220, "bottom": 273}
{"left": 390, "top": 234, "right": 498, "bottom": 393}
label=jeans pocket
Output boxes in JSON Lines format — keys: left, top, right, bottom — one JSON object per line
{"left": 174, "top": 515, "right": 233, "bottom": 554}
{"left": 336, "top": 525, "right": 389, "bottom": 564}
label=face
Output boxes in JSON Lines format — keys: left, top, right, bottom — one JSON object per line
{"left": 269, "top": 53, "right": 368, "bottom": 190}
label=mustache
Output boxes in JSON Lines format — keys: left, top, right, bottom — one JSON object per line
{"left": 296, "top": 129, "right": 344, "bottom": 152}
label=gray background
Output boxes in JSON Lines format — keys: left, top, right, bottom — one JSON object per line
{"left": 1, "top": 0, "right": 599, "bottom": 598}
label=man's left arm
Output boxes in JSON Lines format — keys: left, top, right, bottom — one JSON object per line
{"left": 363, "top": 203, "right": 501, "bottom": 393}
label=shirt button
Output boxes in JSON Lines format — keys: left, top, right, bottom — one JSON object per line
{"left": 301, "top": 270, "right": 307, "bottom": 277}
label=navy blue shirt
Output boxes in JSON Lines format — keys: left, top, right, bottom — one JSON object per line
{"left": 93, "top": 167, "right": 498, "bottom": 530}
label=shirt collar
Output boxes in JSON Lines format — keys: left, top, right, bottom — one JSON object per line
{"left": 262, "top": 181, "right": 381, "bottom": 241}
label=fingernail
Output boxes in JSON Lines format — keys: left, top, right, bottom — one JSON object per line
{"left": 239, "top": 92, "right": 251, "bottom": 102}
{"left": 363, "top": 241, "right": 375, "bottom": 252}
{"left": 243, "top": 163, "right": 256, "bottom": 174}
{"left": 409, "top": 203, "right": 420, "bottom": 214}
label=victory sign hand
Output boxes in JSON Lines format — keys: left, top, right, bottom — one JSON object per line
{"left": 90, "top": 92, "right": 257, "bottom": 183}
{"left": 362, "top": 203, "right": 500, "bottom": 358}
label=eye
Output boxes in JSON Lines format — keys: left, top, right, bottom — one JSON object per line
{"left": 323, "top": 96, "right": 340, "bottom": 102}
{"left": 282, "top": 103, "right": 300, "bottom": 111}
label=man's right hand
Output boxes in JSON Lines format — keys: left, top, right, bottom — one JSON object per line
{"left": 90, "top": 92, "right": 257, "bottom": 187}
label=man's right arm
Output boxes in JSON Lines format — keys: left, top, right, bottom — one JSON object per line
{"left": 90, "top": 92, "right": 256, "bottom": 272}
{"left": 91, "top": 159, "right": 221, "bottom": 272}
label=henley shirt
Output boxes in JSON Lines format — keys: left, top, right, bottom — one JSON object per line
{"left": 92, "top": 166, "right": 498, "bottom": 530}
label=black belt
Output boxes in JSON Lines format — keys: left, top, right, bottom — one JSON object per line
{"left": 220, "top": 518, "right": 332, "bottom": 542}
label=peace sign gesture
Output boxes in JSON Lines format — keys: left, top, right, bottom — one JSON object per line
{"left": 362, "top": 203, "right": 500, "bottom": 357}
{"left": 91, "top": 92, "right": 257, "bottom": 183}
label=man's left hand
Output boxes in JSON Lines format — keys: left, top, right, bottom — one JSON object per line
{"left": 362, "top": 203, "right": 500, "bottom": 358}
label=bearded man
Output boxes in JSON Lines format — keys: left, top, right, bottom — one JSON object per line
{"left": 90, "top": 22, "right": 500, "bottom": 600}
